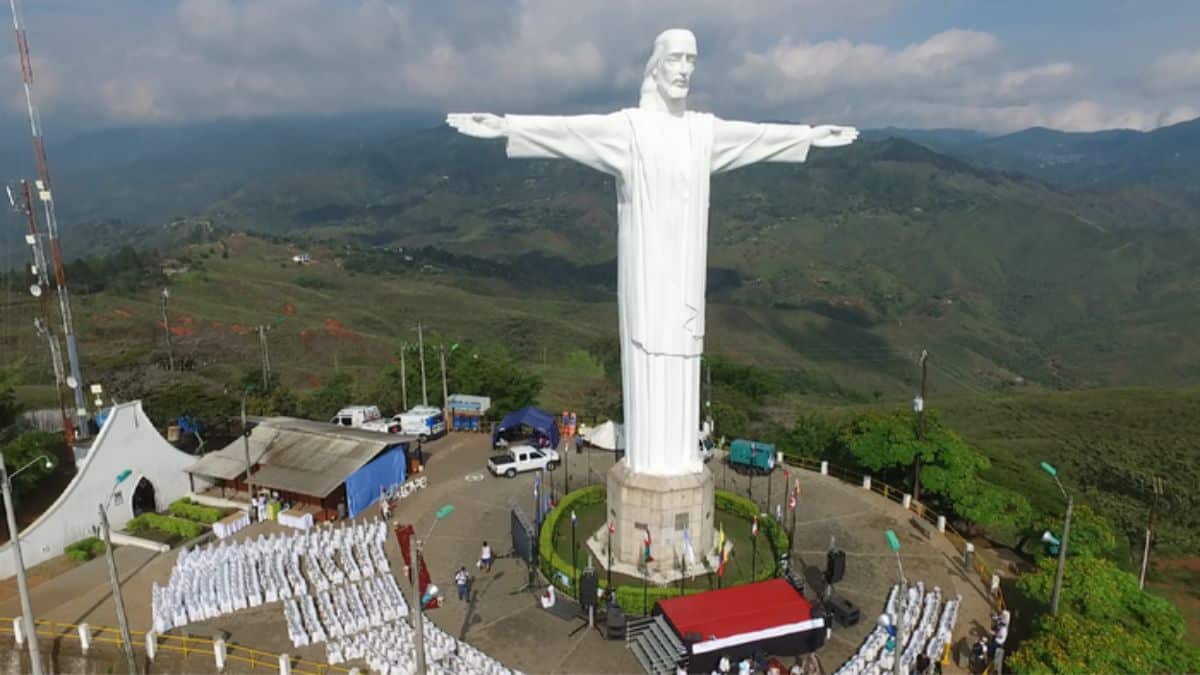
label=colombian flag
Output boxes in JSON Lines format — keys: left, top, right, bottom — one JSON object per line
{"left": 716, "top": 523, "right": 727, "bottom": 577}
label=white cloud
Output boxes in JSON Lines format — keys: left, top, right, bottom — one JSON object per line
{"left": 1147, "top": 48, "right": 1200, "bottom": 94}
{"left": 3, "top": 0, "right": 1195, "bottom": 133}
{"left": 996, "top": 62, "right": 1078, "bottom": 99}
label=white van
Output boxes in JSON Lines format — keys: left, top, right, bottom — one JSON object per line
{"left": 393, "top": 405, "right": 447, "bottom": 441}
{"left": 331, "top": 405, "right": 402, "bottom": 434}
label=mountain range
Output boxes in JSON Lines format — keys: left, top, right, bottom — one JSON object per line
{"left": 4, "top": 113, "right": 1200, "bottom": 394}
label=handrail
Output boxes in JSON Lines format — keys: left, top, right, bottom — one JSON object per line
{"left": 0, "top": 618, "right": 350, "bottom": 673}
{"left": 569, "top": 449, "right": 1008, "bottom": 612}
{"left": 781, "top": 456, "right": 1007, "bottom": 612}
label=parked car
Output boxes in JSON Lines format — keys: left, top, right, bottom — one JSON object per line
{"left": 330, "top": 406, "right": 402, "bottom": 434}
{"left": 728, "top": 438, "right": 776, "bottom": 474}
{"left": 487, "top": 444, "right": 560, "bottom": 478}
{"left": 393, "top": 406, "right": 447, "bottom": 441}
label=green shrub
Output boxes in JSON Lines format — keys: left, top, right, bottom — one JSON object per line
{"left": 536, "top": 487, "right": 789, "bottom": 615}
{"left": 714, "top": 490, "right": 788, "bottom": 582}
{"left": 538, "top": 485, "right": 605, "bottom": 595}
{"left": 168, "top": 498, "right": 225, "bottom": 524}
{"left": 64, "top": 537, "right": 106, "bottom": 562}
{"left": 126, "top": 513, "right": 206, "bottom": 539}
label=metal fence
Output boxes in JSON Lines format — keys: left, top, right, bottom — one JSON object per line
{"left": 1, "top": 618, "right": 350, "bottom": 674}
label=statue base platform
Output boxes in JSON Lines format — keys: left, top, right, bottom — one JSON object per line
{"left": 586, "top": 460, "right": 714, "bottom": 583}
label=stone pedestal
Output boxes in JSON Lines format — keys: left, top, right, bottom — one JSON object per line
{"left": 597, "top": 460, "right": 714, "bottom": 580}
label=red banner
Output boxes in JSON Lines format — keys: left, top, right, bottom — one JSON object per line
{"left": 393, "top": 523, "right": 440, "bottom": 609}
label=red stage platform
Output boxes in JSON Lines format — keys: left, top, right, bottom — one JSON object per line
{"left": 657, "top": 579, "right": 825, "bottom": 659}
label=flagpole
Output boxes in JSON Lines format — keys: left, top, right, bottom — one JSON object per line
{"left": 751, "top": 517, "right": 759, "bottom": 580}
{"left": 789, "top": 483, "right": 798, "bottom": 569}
{"left": 679, "top": 546, "right": 685, "bottom": 595}
{"left": 571, "top": 511, "right": 578, "bottom": 597}
{"left": 767, "top": 467, "right": 773, "bottom": 518}
{"left": 642, "top": 557, "right": 649, "bottom": 615}
{"left": 606, "top": 523, "right": 613, "bottom": 593}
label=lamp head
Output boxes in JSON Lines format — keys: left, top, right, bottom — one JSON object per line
{"left": 115, "top": 469, "right": 132, "bottom": 485}
{"left": 1041, "top": 530, "right": 1060, "bottom": 546}
{"left": 43, "top": 458, "right": 53, "bottom": 470}
{"left": 1040, "top": 461, "right": 1058, "bottom": 477}
{"left": 885, "top": 529, "right": 901, "bottom": 552}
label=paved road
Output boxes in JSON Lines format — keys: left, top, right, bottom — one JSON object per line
{"left": 2, "top": 433, "right": 992, "bottom": 673}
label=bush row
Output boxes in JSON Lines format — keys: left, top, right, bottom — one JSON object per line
{"left": 168, "top": 498, "right": 225, "bottom": 524}
{"left": 64, "top": 537, "right": 106, "bottom": 562}
{"left": 126, "top": 513, "right": 206, "bottom": 540}
{"left": 538, "top": 485, "right": 605, "bottom": 597}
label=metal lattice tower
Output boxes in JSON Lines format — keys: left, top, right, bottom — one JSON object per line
{"left": 9, "top": 0, "right": 89, "bottom": 435}
{"left": 7, "top": 182, "right": 75, "bottom": 445}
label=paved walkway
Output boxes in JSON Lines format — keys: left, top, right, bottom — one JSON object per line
{"left": 1, "top": 434, "right": 993, "bottom": 673}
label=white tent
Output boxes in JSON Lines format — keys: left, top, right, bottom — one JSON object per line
{"left": 583, "top": 420, "right": 624, "bottom": 451}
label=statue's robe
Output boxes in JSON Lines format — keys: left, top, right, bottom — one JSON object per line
{"left": 507, "top": 109, "right": 817, "bottom": 476}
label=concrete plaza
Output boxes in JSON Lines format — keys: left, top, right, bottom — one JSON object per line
{"left": 1, "top": 433, "right": 993, "bottom": 673}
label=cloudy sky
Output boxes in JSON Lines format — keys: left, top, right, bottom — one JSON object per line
{"left": 4, "top": 0, "right": 1199, "bottom": 136}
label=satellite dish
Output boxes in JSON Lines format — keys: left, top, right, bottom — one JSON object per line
{"left": 29, "top": 284, "right": 42, "bottom": 297}
{"left": 66, "top": 376, "right": 79, "bottom": 389}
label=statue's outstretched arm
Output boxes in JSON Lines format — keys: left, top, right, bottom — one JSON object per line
{"left": 447, "top": 112, "right": 628, "bottom": 176}
{"left": 446, "top": 113, "right": 508, "bottom": 139}
{"left": 712, "top": 118, "right": 858, "bottom": 173}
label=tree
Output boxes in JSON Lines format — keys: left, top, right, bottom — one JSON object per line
{"left": 447, "top": 345, "right": 541, "bottom": 417}
{"left": 142, "top": 383, "right": 238, "bottom": 431}
{"left": 1012, "top": 555, "right": 1200, "bottom": 674}
{"left": 247, "top": 385, "right": 301, "bottom": 418}
{"left": 839, "top": 411, "right": 1032, "bottom": 530}
{"left": 301, "top": 372, "right": 356, "bottom": 421}
{"left": 0, "top": 366, "right": 20, "bottom": 432}
{"left": 0, "top": 431, "right": 59, "bottom": 500}
{"left": 774, "top": 414, "right": 839, "bottom": 461}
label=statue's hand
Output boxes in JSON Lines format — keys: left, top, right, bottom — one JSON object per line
{"left": 446, "top": 113, "right": 508, "bottom": 139}
{"left": 811, "top": 125, "right": 859, "bottom": 148}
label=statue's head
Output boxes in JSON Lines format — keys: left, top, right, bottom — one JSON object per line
{"left": 639, "top": 29, "right": 697, "bottom": 111}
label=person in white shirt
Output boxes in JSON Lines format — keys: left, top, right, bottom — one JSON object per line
{"left": 717, "top": 655, "right": 731, "bottom": 674}
{"left": 480, "top": 541, "right": 494, "bottom": 572}
{"left": 539, "top": 584, "right": 556, "bottom": 609}
{"left": 455, "top": 567, "right": 471, "bottom": 602}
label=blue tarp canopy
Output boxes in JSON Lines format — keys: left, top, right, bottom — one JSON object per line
{"left": 345, "top": 443, "right": 408, "bottom": 517}
{"left": 492, "top": 406, "right": 559, "bottom": 449}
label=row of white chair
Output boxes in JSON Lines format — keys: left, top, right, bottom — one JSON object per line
{"left": 834, "top": 582, "right": 962, "bottom": 675}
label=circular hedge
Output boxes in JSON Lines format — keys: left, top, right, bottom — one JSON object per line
{"left": 538, "top": 486, "right": 790, "bottom": 615}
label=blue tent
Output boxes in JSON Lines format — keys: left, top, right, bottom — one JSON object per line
{"left": 345, "top": 443, "right": 408, "bottom": 517}
{"left": 492, "top": 406, "right": 559, "bottom": 449}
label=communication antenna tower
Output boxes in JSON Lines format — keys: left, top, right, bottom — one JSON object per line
{"left": 7, "top": 183, "right": 75, "bottom": 445}
{"left": 9, "top": 0, "right": 89, "bottom": 436}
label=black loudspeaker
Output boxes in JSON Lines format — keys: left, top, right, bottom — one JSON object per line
{"left": 825, "top": 549, "right": 846, "bottom": 584}
{"left": 605, "top": 604, "right": 627, "bottom": 640}
{"left": 579, "top": 570, "right": 598, "bottom": 610}
{"left": 826, "top": 595, "right": 861, "bottom": 627}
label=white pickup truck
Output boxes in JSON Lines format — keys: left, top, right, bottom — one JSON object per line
{"left": 487, "top": 445, "right": 560, "bottom": 478}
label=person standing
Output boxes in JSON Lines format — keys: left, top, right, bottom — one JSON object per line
{"left": 480, "top": 541, "right": 493, "bottom": 572}
{"left": 455, "top": 566, "right": 471, "bottom": 602}
{"left": 380, "top": 493, "right": 392, "bottom": 521}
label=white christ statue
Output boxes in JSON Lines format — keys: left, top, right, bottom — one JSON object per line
{"left": 449, "top": 29, "right": 857, "bottom": 478}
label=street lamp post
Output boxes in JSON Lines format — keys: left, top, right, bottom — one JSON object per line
{"left": 885, "top": 529, "right": 907, "bottom": 675}
{"left": 1040, "top": 462, "right": 1072, "bottom": 615}
{"left": 2, "top": 453, "right": 53, "bottom": 675}
{"left": 100, "top": 469, "right": 138, "bottom": 674}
